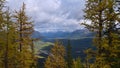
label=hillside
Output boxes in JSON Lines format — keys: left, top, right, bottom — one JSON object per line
{"left": 34, "top": 40, "right": 54, "bottom": 58}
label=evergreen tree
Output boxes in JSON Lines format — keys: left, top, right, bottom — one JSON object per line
{"left": 102, "top": 0, "right": 120, "bottom": 67}
{"left": 14, "top": 3, "right": 35, "bottom": 68}
{"left": 30, "top": 39, "right": 37, "bottom": 68}
{"left": 83, "top": 0, "right": 120, "bottom": 68}
{"left": 14, "top": 3, "right": 33, "bottom": 52}
{"left": 66, "top": 40, "right": 73, "bottom": 68}
{"left": 72, "top": 57, "right": 84, "bottom": 68}
{"left": 0, "top": 1, "right": 18, "bottom": 68}
{"left": 83, "top": 0, "right": 107, "bottom": 67}
{"left": 4, "top": 9, "right": 20, "bottom": 68}
{"left": 0, "top": 5, "right": 19, "bottom": 68}
{"left": 44, "top": 41, "right": 66, "bottom": 68}
{"left": 0, "top": 0, "right": 6, "bottom": 67}
{"left": 0, "top": 1, "right": 36, "bottom": 68}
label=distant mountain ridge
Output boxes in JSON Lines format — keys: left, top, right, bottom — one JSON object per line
{"left": 39, "top": 29, "right": 95, "bottom": 39}
{"left": 31, "top": 30, "right": 44, "bottom": 39}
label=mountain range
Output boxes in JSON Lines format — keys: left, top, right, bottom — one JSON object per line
{"left": 33, "top": 29, "right": 95, "bottom": 39}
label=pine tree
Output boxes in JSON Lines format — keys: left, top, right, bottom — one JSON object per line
{"left": 72, "top": 57, "right": 84, "bottom": 68}
{"left": 14, "top": 3, "right": 33, "bottom": 52}
{"left": 0, "top": 0, "right": 6, "bottom": 67}
{"left": 66, "top": 40, "right": 73, "bottom": 68}
{"left": 83, "top": 0, "right": 120, "bottom": 68}
{"left": 14, "top": 3, "right": 35, "bottom": 68}
{"left": 83, "top": 0, "right": 107, "bottom": 67}
{"left": 102, "top": 0, "right": 120, "bottom": 67}
{"left": 44, "top": 41, "right": 66, "bottom": 68}
{"left": 0, "top": 1, "right": 36, "bottom": 68}
{"left": 0, "top": 5, "right": 19, "bottom": 68}
{"left": 0, "top": 0, "right": 18, "bottom": 67}
{"left": 4, "top": 9, "right": 20, "bottom": 68}
{"left": 30, "top": 39, "right": 37, "bottom": 68}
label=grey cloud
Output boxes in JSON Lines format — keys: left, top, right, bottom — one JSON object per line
{"left": 7, "top": 0, "right": 85, "bottom": 32}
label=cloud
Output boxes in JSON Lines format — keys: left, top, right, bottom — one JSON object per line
{"left": 6, "top": 0, "right": 85, "bottom": 32}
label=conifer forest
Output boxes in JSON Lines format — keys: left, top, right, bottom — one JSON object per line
{"left": 0, "top": 0, "right": 120, "bottom": 68}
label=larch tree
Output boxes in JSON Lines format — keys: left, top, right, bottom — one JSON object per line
{"left": 0, "top": 0, "right": 36, "bottom": 68}
{"left": 66, "top": 40, "right": 73, "bottom": 68}
{"left": 102, "top": 0, "right": 120, "bottom": 67}
{"left": 0, "top": 0, "right": 5, "bottom": 65}
{"left": 4, "top": 9, "right": 19, "bottom": 68}
{"left": 0, "top": 0, "right": 15, "bottom": 68}
{"left": 14, "top": 3, "right": 35, "bottom": 68}
{"left": 83, "top": 0, "right": 120, "bottom": 68}
{"left": 44, "top": 41, "right": 66, "bottom": 68}
{"left": 0, "top": 1, "right": 19, "bottom": 67}
{"left": 72, "top": 57, "right": 84, "bottom": 68}
{"left": 83, "top": 0, "right": 107, "bottom": 67}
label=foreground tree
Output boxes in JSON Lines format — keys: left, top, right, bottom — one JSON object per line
{"left": 83, "top": 0, "right": 120, "bottom": 68}
{"left": 14, "top": 3, "right": 35, "bottom": 68}
{"left": 72, "top": 57, "right": 84, "bottom": 68}
{"left": 0, "top": 0, "right": 36, "bottom": 67}
{"left": 0, "top": 1, "right": 19, "bottom": 68}
{"left": 0, "top": 0, "right": 6, "bottom": 67}
{"left": 66, "top": 40, "right": 73, "bottom": 68}
{"left": 83, "top": 0, "right": 107, "bottom": 67}
{"left": 103, "top": 0, "right": 120, "bottom": 67}
{"left": 44, "top": 41, "right": 66, "bottom": 68}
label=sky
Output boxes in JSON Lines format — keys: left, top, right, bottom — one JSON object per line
{"left": 6, "top": 0, "right": 86, "bottom": 32}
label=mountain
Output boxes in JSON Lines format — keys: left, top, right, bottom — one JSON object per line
{"left": 31, "top": 30, "right": 44, "bottom": 39}
{"left": 40, "top": 29, "right": 95, "bottom": 39}
{"left": 69, "top": 29, "right": 95, "bottom": 39}
{"left": 40, "top": 31, "right": 70, "bottom": 39}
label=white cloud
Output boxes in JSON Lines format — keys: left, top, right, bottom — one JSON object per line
{"left": 7, "top": 0, "right": 85, "bottom": 32}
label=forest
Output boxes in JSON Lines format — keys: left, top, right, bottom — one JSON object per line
{"left": 0, "top": 0, "right": 120, "bottom": 68}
